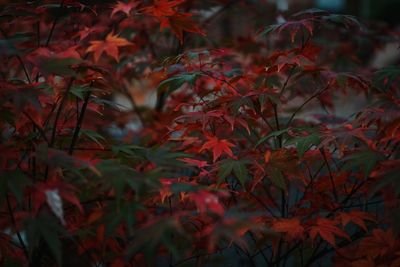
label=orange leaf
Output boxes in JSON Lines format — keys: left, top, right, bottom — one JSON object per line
{"left": 86, "top": 32, "right": 133, "bottom": 62}
{"left": 264, "top": 150, "right": 272, "bottom": 163}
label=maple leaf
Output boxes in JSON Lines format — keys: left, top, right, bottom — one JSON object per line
{"left": 272, "top": 218, "right": 304, "bottom": 240}
{"left": 159, "top": 179, "right": 173, "bottom": 203}
{"left": 142, "top": 0, "right": 184, "bottom": 17}
{"left": 111, "top": 1, "right": 139, "bottom": 17}
{"left": 338, "top": 211, "right": 375, "bottom": 232}
{"left": 383, "top": 117, "right": 400, "bottom": 142}
{"left": 33, "top": 181, "right": 83, "bottom": 217}
{"left": 86, "top": 32, "right": 133, "bottom": 62}
{"left": 201, "top": 136, "right": 235, "bottom": 162}
{"left": 223, "top": 114, "right": 251, "bottom": 134}
{"left": 188, "top": 190, "right": 225, "bottom": 216}
{"left": 261, "top": 19, "right": 313, "bottom": 43}
{"left": 264, "top": 150, "right": 272, "bottom": 163}
{"left": 309, "top": 218, "right": 350, "bottom": 247}
{"left": 179, "top": 157, "right": 209, "bottom": 168}
{"left": 76, "top": 25, "right": 108, "bottom": 41}
{"left": 159, "top": 12, "right": 205, "bottom": 43}
{"left": 358, "top": 229, "right": 397, "bottom": 258}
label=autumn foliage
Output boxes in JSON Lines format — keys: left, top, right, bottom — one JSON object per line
{"left": 0, "top": 1, "right": 400, "bottom": 266}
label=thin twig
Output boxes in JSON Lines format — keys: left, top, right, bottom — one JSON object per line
{"left": 0, "top": 28, "right": 32, "bottom": 83}
{"left": 68, "top": 89, "right": 92, "bottom": 155}
{"left": 320, "top": 148, "right": 338, "bottom": 201}
{"left": 23, "top": 112, "right": 49, "bottom": 142}
{"left": 49, "top": 78, "right": 74, "bottom": 147}
{"left": 279, "top": 65, "right": 296, "bottom": 97}
{"left": 249, "top": 192, "right": 278, "bottom": 218}
{"left": 45, "top": 0, "right": 65, "bottom": 46}
{"left": 6, "top": 195, "right": 29, "bottom": 260}
{"left": 286, "top": 83, "right": 331, "bottom": 127}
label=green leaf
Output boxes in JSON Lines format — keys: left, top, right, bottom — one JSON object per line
{"left": 25, "top": 214, "right": 65, "bottom": 265}
{"left": 217, "top": 159, "right": 235, "bottom": 184}
{"left": 266, "top": 167, "right": 286, "bottom": 190}
{"left": 111, "top": 144, "right": 146, "bottom": 161}
{"left": 105, "top": 201, "right": 144, "bottom": 236}
{"left": 232, "top": 160, "right": 249, "bottom": 188}
{"left": 287, "top": 132, "right": 320, "bottom": 157}
{"left": 217, "top": 159, "right": 249, "bottom": 188}
{"left": 0, "top": 170, "right": 32, "bottom": 202}
{"left": 6, "top": 170, "right": 32, "bottom": 202}
{"left": 70, "top": 85, "right": 90, "bottom": 100}
{"left": 157, "top": 72, "right": 203, "bottom": 95}
{"left": 95, "top": 160, "right": 160, "bottom": 202}
{"left": 343, "top": 150, "right": 385, "bottom": 177}
{"left": 80, "top": 129, "right": 106, "bottom": 147}
{"left": 112, "top": 144, "right": 145, "bottom": 154}
{"left": 38, "top": 57, "right": 82, "bottom": 77}
{"left": 35, "top": 143, "right": 90, "bottom": 172}
{"left": 256, "top": 128, "right": 289, "bottom": 147}
{"left": 229, "top": 96, "right": 254, "bottom": 114}
{"left": 146, "top": 147, "right": 190, "bottom": 167}
{"left": 127, "top": 217, "right": 189, "bottom": 264}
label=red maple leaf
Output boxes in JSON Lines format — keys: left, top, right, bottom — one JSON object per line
{"left": 142, "top": 0, "right": 184, "bottom": 18}
{"left": 272, "top": 218, "right": 304, "bottom": 240}
{"left": 32, "top": 181, "right": 83, "bottom": 216}
{"left": 76, "top": 25, "right": 108, "bottom": 41}
{"left": 309, "top": 218, "right": 350, "bottom": 247}
{"left": 86, "top": 32, "right": 133, "bottom": 62}
{"left": 201, "top": 136, "right": 235, "bottom": 162}
{"left": 159, "top": 12, "right": 205, "bottom": 43}
{"left": 179, "top": 157, "right": 209, "bottom": 168}
{"left": 338, "top": 211, "right": 375, "bottom": 232}
{"left": 111, "top": 1, "right": 139, "bottom": 17}
{"left": 188, "top": 190, "right": 225, "bottom": 216}
{"left": 358, "top": 229, "right": 397, "bottom": 258}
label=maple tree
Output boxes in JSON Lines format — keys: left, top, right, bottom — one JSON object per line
{"left": 0, "top": 0, "right": 399, "bottom": 266}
